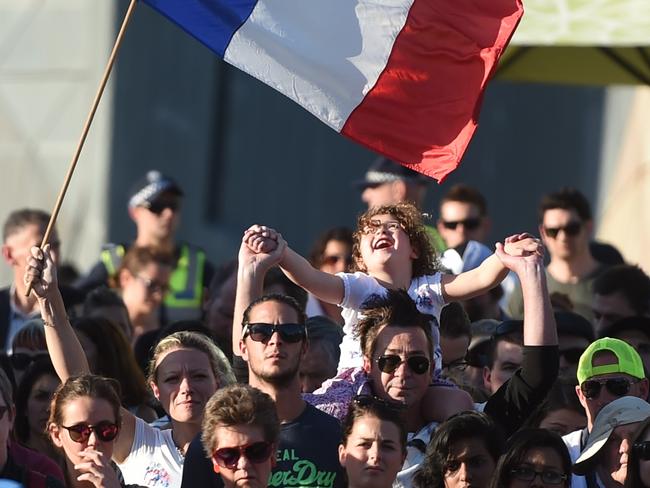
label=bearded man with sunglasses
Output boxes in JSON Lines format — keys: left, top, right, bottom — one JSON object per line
{"left": 562, "top": 337, "right": 649, "bottom": 488}
{"left": 75, "top": 170, "right": 215, "bottom": 325}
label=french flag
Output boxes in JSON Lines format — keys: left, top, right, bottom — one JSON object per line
{"left": 142, "top": 0, "right": 523, "bottom": 181}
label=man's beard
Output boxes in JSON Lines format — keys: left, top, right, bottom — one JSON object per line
{"left": 251, "top": 358, "right": 301, "bottom": 389}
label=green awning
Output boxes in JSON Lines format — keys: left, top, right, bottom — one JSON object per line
{"left": 497, "top": 0, "right": 650, "bottom": 85}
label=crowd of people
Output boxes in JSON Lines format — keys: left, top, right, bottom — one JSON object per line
{"left": 0, "top": 160, "right": 649, "bottom": 488}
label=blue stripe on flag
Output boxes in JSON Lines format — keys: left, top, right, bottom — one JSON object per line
{"left": 142, "top": 0, "right": 258, "bottom": 58}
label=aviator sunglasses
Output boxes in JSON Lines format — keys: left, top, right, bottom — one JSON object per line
{"left": 580, "top": 377, "right": 638, "bottom": 399}
{"left": 376, "top": 354, "right": 430, "bottom": 375}
{"left": 242, "top": 323, "right": 306, "bottom": 343}
{"left": 212, "top": 441, "right": 274, "bottom": 470}
{"left": 62, "top": 421, "right": 119, "bottom": 443}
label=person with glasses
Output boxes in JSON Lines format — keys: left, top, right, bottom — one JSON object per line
{"left": 413, "top": 411, "right": 504, "bottom": 488}
{"left": 572, "top": 396, "right": 650, "bottom": 488}
{"left": 113, "top": 246, "right": 174, "bottom": 343}
{"left": 562, "top": 338, "right": 649, "bottom": 488}
{"left": 48, "top": 375, "right": 127, "bottom": 488}
{"left": 508, "top": 187, "right": 607, "bottom": 322}
{"left": 201, "top": 384, "right": 279, "bottom": 488}
{"left": 74, "top": 170, "right": 216, "bottom": 325}
{"left": 489, "top": 428, "right": 571, "bottom": 488}
{"left": 436, "top": 184, "right": 491, "bottom": 251}
{"left": 306, "top": 227, "right": 354, "bottom": 325}
{"left": 26, "top": 244, "right": 236, "bottom": 488}
{"left": 339, "top": 396, "right": 406, "bottom": 488}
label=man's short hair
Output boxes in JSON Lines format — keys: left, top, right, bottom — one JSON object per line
{"left": 538, "top": 187, "right": 592, "bottom": 224}
{"left": 201, "top": 384, "right": 279, "bottom": 456}
{"left": 440, "top": 184, "right": 488, "bottom": 216}
{"left": 440, "top": 302, "right": 471, "bottom": 339}
{"left": 242, "top": 294, "right": 307, "bottom": 327}
{"left": 357, "top": 289, "right": 434, "bottom": 361}
{"left": 486, "top": 320, "right": 524, "bottom": 369}
{"left": 593, "top": 265, "right": 650, "bottom": 316}
{"left": 3, "top": 209, "right": 50, "bottom": 242}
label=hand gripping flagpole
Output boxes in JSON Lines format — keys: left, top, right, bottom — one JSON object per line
{"left": 26, "top": 0, "right": 138, "bottom": 296}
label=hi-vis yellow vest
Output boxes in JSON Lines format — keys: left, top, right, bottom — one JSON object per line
{"left": 101, "top": 243, "right": 205, "bottom": 322}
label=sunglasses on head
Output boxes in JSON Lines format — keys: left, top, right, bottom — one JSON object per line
{"left": 62, "top": 421, "right": 119, "bottom": 443}
{"left": 353, "top": 394, "right": 405, "bottom": 412}
{"left": 243, "top": 323, "right": 306, "bottom": 343}
{"left": 146, "top": 200, "right": 180, "bottom": 215}
{"left": 544, "top": 221, "right": 582, "bottom": 239}
{"left": 510, "top": 466, "right": 567, "bottom": 485}
{"left": 9, "top": 352, "right": 49, "bottom": 370}
{"left": 441, "top": 217, "right": 481, "bottom": 231}
{"left": 633, "top": 441, "right": 650, "bottom": 460}
{"left": 580, "top": 377, "right": 638, "bottom": 400}
{"left": 376, "top": 354, "right": 430, "bottom": 375}
{"left": 212, "top": 441, "right": 274, "bottom": 470}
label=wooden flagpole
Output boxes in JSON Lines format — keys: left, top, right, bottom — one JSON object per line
{"left": 26, "top": 0, "right": 138, "bottom": 296}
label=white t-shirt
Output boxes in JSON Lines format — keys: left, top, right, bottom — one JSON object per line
{"left": 336, "top": 272, "right": 445, "bottom": 374}
{"left": 118, "top": 417, "right": 184, "bottom": 488}
{"left": 563, "top": 428, "right": 587, "bottom": 488}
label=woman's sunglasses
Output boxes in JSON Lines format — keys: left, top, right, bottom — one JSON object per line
{"left": 9, "top": 352, "right": 50, "bottom": 370}
{"left": 62, "top": 421, "right": 119, "bottom": 443}
{"left": 376, "top": 354, "right": 430, "bottom": 375}
{"left": 212, "top": 441, "right": 273, "bottom": 470}
{"left": 242, "top": 323, "right": 306, "bottom": 343}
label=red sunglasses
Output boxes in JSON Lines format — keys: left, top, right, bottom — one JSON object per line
{"left": 212, "top": 441, "right": 273, "bottom": 471}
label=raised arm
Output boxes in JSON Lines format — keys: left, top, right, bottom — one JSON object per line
{"left": 26, "top": 245, "right": 89, "bottom": 380}
{"left": 232, "top": 227, "right": 288, "bottom": 356}
{"left": 243, "top": 225, "right": 344, "bottom": 305}
{"left": 26, "top": 245, "right": 137, "bottom": 463}
{"left": 441, "top": 234, "right": 542, "bottom": 301}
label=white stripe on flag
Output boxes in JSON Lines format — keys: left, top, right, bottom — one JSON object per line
{"left": 224, "top": 0, "right": 414, "bottom": 131}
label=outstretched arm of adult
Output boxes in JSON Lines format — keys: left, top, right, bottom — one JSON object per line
{"left": 232, "top": 229, "right": 288, "bottom": 356}
{"left": 25, "top": 245, "right": 136, "bottom": 463}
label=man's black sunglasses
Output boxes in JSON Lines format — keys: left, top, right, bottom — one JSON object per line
{"left": 441, "top": 218, "right": 481, "bottom": 231}
{"left": 544, "top": 221, "right": 582, "bottom": 239}
{"left": 146, "top": 200, "right": 180, "bottom": 215}
{"left": 580, "top": 377, "right": 638, "bottom": 399}
{"left": 242, "top": 323, "right": 306, "bottom": 343}
{"left": 376, "top": 354, "right": 430, "bottom": 375}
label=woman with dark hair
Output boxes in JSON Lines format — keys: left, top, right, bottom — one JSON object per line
{"left": 339, "top": 396, "right": 406, "bottom": 488}
{"left": 524, "top": 380, "right": 587, "bottom": 437}
{"left": 413, "top": 411, "right": 504, "bottom": 488}
{"left": 14, "top": 358, "right": 62, "bottom": 467}
{"left": 489, "top": 428, "right": 571, "bottom": 488}
{"left": 306, "top": 227, "right": 353, "bottom": 324}
{"left": 624, "top": 417, "right": 650, "bottom": 487}
{"left": 72, "top": 317, "right": 157, "bottom": 422}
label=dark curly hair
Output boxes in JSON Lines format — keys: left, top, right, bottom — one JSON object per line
{"left": 352, "top": 202, "right": 438, "bottom": 278}
{"left": 413, "top": 411, "right": 504, "bottom": 488}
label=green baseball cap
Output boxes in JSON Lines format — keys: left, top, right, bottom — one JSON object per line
{"left": 577, "top": 337, "right": 645, "bottom": 385}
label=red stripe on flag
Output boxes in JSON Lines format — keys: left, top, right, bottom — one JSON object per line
{"left": 341, "top": 0, "right": 523, "bottom": 182}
